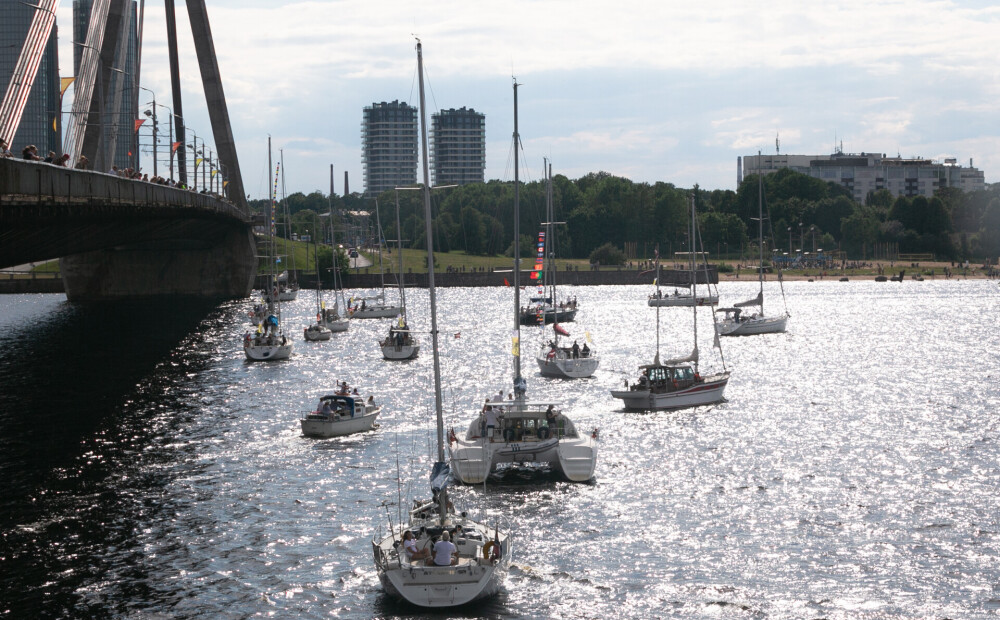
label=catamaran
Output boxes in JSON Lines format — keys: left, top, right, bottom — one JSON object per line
{"left": 611, "top": 196, "right": 729, "bottom": 410}
{"left": 372, "top": 40, "right": 511, "bottom": 608}
{"left": 448, "top": 81, "right": 598, "bottom": 484}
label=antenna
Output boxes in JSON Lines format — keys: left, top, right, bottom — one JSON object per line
{"left": 775, "top": 132, "right": 780, "bottom": 154}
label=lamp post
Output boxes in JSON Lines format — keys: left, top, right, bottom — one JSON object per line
{"left": 811, "top": 225, "right": 816, "bottom": 253}
{"left": 798, "top": 222, "right": 803, "bottom": 255}
{"left": 139, "top": 86, "right": 158, "bottom": 178}
{"left": 788, "top": 227, "right": 792, "bottom": 257}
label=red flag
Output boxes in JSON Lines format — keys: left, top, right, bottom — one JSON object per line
{"left": 454, "top": 332, "right": 461, "bottom": 338}
{"left": 171, "top": 142, "right": 181, "bottom": 153}
{"left": 134, "top": 118, "right": 146, "bottom": 132}
{"left": 503, "top": 278, "right": 510, "bottom": 287}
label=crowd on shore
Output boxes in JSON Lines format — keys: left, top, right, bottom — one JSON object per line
{"left": 1, "top": 137, "right": 225, "bottom": 197}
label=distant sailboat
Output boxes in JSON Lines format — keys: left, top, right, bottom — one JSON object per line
{"left": 380, "top": 190, "right": 419, "bottom": 360}
{"left": 717, "top": 151, "right": 789, "bottom": 336}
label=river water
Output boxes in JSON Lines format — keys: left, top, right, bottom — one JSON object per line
{"left": 1, "top": 281, "right": 998, "bottom": 619}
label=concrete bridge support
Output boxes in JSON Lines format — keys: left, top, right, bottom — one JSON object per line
{"left": 60, "top": 221, "right": 255, "bottom": 300}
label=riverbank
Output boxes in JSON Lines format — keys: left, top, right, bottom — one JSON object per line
{"left": 3, "top": 262, "right": 994, "bottom": 294}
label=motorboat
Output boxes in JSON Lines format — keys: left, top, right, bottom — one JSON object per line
{"left": 300, "top": 392, "right": 379, "bottom": 437}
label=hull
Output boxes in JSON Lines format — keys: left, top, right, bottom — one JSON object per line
{"left": 611, "top": 373, "right": 729, "bottom": 410}
{"left": 303, "top": 325, "right": 332, "bottom": 341}
{"left": 300, "top": 409, "right": 380, "bottom": 437}
{"left": 278, "top": 289, "right": 298, "bottom": 302}
{"left": 535, "top": 351, "right": 599, "bottom": 378}
{"left": 518, "top": 308, "right": 577, "bottom": 325}
{"left": 647, "top": 293, "right": 718, "bottom": 307}
{"left": 350, "top": 305, "right": 401, "bottom": 319}
{"left": 244, "top": 341, "right": 293, "bottom": 361}
{"left": 381, "top": 342, "right": 419, "bottom": 360}
{"left": 717, "top": 314, "right": 787, "bottom": 336}
{"left": 372, "top": 519, "right": 511, "bottom": 608}
{"left": 325, "top": 320, "right": 349, "bottom": 333}
{"left": 450, "top": 436, "right": 598, "bottom": 484}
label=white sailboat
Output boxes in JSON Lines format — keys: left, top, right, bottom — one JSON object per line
{"left": 245, "top": 138, "right": 293, "bottom": 361}
{"left": 717, "top": 151, "right": 789, "bottom": 336}
{"left": 303, "top": 217, "right": 332, "bottom": 342}
{"left": 448, "top": 80, "right": 598, "bottom": 484}
{"left": 611, "top": 195, "right": 729, "bottom": 410}
{"left": 372, "top": 40, "right": 511, "bottom": 609}
{"left": 380, "top": 190, "right": 419, "bottom": 360}
{"left": 534, "top": 159, "right": 599, "bottom": 379}
{"left": 320, "top": 164, "right": 349, "bottom": 333}
{"left": 348, "top": 199, "right": 402, "bottom": 319}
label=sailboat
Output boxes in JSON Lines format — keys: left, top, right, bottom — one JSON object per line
{"left": 448, "top": 80, "right": 598, "bottom": 484}
{"left": 372, "top": 40, "right": 511, "bottom": 608}
{"left": 348, "top": 199, "right": 402, "bottom": 319}
{"left": 533, "top": 159, "right": 599, "bottom": 379}
{"left": 303, "top": 217, "right": 332, "bottom": 342}
{"left": 266, "top": 150, "right": 299, "bottom": 303}
{"left": 320, "top": 166, "right": 350, "bottom": 333}
{"left": 244, "top": 138, "right": 293, "bottom": 361}
{"left": 716, "top": 151, "right": 789, "bottom": 336}
{"left": 380, "top": 190, "right": 419, "bottom": 360}
{"left": 610, "top": 195, "right": 729, "bottom": 410}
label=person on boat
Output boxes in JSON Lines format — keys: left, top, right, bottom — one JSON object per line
{"left": 581, "top": 342, "right": 591, "bottom": 358}
{"left": 571, "top": 341, "right": 580, "bottom": 359}
{"left": 361, "top": 299, "right": 367, "bottom": 310}
{"left": 484, "top": 406, "right": 499, "bottom": 440}
{"left": 432, "top": 530, "right": 459, "bottom": 566}
{"left": 367, "top": 395, "right": 375, "bottom": 406}
{"left": 337, "top": 381, "right": 349, "bottom": 395}
{"left": 401, "top": 530, "right": 430, "bottom": 562}
{"left": 352, "top": 387, "right": 360, "bottom": 395}
{"left": 321, "top": 401, "right": 334, "bottom": 417}
{"left": 493, "top": 390, "right": 505, "bottom": 413}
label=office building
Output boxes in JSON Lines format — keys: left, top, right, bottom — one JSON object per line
{"left": 430, "top": 107, "right": 485, "bottom": 186}
{"left": 0, "top": 4, "right": 61, "bottom": 156}
{"left": 740, "top": 150, "right": 986, "bottom": 202}
{"left": 361, "top": 100, "right": 418, "bottom": 196}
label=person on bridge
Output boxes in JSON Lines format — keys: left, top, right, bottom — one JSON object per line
{"left": 74, "top": 155, "right": 89, "bottom": 169}
{"left": 0, "top": 138, "right": 12, "bottom": 158}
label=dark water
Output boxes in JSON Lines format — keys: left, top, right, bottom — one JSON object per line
{"left": 1, "top": 281, "right": 999, "bottom": 619}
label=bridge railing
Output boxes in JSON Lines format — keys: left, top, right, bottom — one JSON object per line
{"left": 0, "top": 158, "right": 249, "bottom": 221}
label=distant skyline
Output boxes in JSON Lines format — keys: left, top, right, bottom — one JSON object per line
{"left": 53, "top": 0, "right": 999, "bottom": 198}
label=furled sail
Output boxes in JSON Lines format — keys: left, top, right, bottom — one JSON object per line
{"left": 734, "top": 292, "right": 763, "bottom": 308}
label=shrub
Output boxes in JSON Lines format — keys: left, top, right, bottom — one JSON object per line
{"left": 588, "top": 243, "right": 626, "bottom": 266}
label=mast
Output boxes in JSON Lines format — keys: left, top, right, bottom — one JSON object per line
{"left": 512, "top": 79, "right": 523, "bottom": 396}
{"left": 654, "top": 244, "right": 660, "bottom": 365}
{"left": 374, "top": 198, "right": 387, "bottom": 304}
{"left": 690, "top": 194, "right": 698, "bottom": 373}
{"left": 328, "top": 164, "right": 344, "bottom": 312}
{"left": 757, "top": 149, "right": 765, "bottom": 315}
{"left": 280, "top": 149, "right": 295, "bottom": 285}
{"left": 394, "top": 190, "right": 407, "bottom": 323}
{"left": 416, "top": 39, "right": 447, "bottom": 525}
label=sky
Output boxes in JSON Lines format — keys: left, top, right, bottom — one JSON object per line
{"left": 54, "top": 0, "right": 1000, "bottom": 199}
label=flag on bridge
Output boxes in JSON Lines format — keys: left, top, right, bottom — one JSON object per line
{"left": 134, "top": 119, "right": 145, "bottom": 132}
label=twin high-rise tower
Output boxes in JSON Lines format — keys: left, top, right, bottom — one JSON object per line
{"left": 361, "top": 101, "right": 484, "bottom": 196}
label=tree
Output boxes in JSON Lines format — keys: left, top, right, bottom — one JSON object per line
{"left": 841, "top": 212, "right": 879, "bottom": 256}
{"left": 588, "top": 242, "right": 626, "bottom": 266}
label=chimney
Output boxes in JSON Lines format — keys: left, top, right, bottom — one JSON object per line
{"left": 344, "top": 171, "right": 349, "bottom": 195}
{"left": 737, "top": 156, "right": 743, "bottom": 186}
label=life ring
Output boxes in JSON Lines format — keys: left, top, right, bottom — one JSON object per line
{"left": 482, "top": 541, "right": 497, "bottom": 560}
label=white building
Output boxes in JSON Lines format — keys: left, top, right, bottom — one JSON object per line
{"left": 740, "top": 151, "right": 985, "bottom": 202}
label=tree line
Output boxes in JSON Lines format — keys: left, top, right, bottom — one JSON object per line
{"left": 250, "top": 168, "right": 1000, "bottom": 263}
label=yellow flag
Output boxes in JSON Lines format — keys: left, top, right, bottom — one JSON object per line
{"left": 256, "top": 324, "right": 263, "bottom": 334}
{"left": 52, "top": 117, "right": 57, "bottom": 131}
{"left": 652, "top": 278, "right": 657, "bottom": 285}
{"left": 196, "top": 157, "right": 203, "bottom": 166}
{"left": 60, "top": 77, "right": 75, "bottom": 97}
{"left": 511, "top": 335, "right": 520, "bottom": 357}
{"left": 321, "top": 300, "right": 326, "bottom": 310}
{"left": 211, "top": 169, "right": 218, "bottom": 177}
{"left": 585, "top": 331, "right": 592, "bottom": 343}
